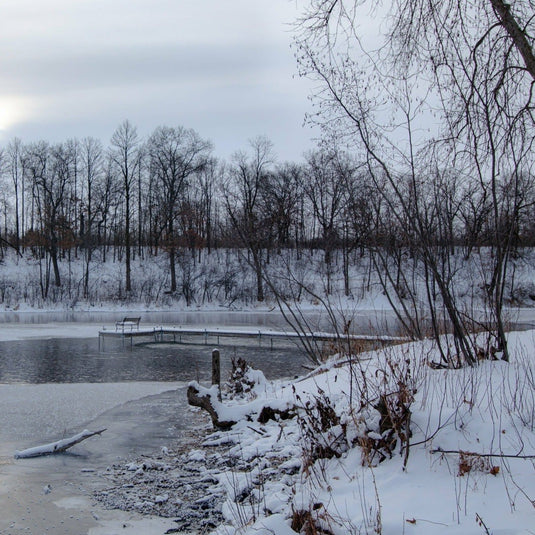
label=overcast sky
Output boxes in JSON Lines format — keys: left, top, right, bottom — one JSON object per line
{"left": 0, "top": 0, "right": 317, "bottom": 160}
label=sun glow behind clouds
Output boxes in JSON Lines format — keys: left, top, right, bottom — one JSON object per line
{"left": 0, "top": 97, "right": 32, "bottom": 134}
{"left": 0, "top": 1, "right": 317, "bottom": 158}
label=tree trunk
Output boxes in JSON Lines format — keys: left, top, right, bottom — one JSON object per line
{"left": 125, "top": 191, "right": 131, "bottom": 293}
{"left": 51, "top": 246, "right": 61, "bottom": 287}
{"left": 170, "top": 247, "right": 177, "bottom": 293}
{"left": 253, "top": 250, "right": 264, "bottom": 302}
{"left": 489, "top": 0, "right": 535, "bottom": 81}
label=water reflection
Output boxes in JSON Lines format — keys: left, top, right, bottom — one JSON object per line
{"left": 0, "top": 309, "right": 400, "bottom": 335}
{"left": 0, "top": 337, "right": 308, "bottom": 384}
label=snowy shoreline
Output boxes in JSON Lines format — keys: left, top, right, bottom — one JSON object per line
{"left": 2, "top": 315, "right": 535, "bottom": 533}
{"left": 88, "top": 331, "right": 535, "bottom": 534}
{"left": 0, "top": 305, "right": 535, "bottom": 342}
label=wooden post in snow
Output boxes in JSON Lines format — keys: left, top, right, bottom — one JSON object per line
{"left": 212, "top": 348, "right": 221, "bottom": 401}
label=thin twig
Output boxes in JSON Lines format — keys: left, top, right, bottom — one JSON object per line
{"left": 431, "top": 447, "right": 535, "bottom": 459}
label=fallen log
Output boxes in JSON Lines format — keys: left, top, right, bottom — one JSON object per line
{"left": 187, "top": 383, "right": 236, "bottom": 430}
{"left": 187, "top": 381, "right": 296, "bottom": 430}
{"left": 14, "top": 428, "right": 107, "bottom": 459}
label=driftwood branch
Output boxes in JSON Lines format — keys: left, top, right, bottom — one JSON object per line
{"left": 187, "top": 384, "right": 236, "bottom": 430}
{"left": 187, "top": 382, "right": 296, "bottom": 430}
{"left": 14, "top": 428, "right": 107, "bottom": 459}
{"left": 431, "top": 447, "right": 535, "bottom": 460}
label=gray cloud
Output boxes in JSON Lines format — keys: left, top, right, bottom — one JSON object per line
{"left": 1, "top": 42, "right": 285, "bottom": 94}
{"left": 0, "top": 0, "right": 317, "bottom": 159}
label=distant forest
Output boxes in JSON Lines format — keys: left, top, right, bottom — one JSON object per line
{"left": 1, "top": 121, "right": 533, "bottom": 293}
{"left": 1, "top": 118, "right": 535, "bottom": 364}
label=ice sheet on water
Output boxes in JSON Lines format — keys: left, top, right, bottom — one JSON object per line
{"left": 0, "top": 381, "right": 183, "bottom": 455}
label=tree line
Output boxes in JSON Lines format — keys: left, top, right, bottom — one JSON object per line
{"left": 0, "top": 119, "right": 534, "bottom": 308}
{"left": 0, "top": 127, "right": 531, "bottom": 259}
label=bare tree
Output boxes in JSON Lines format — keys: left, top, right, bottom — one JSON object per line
{"left": 295, "top": 0, "right": 535, "bottom": 364}
{"left": 6, "top": 138, "right": 26, "bottom": 253}
{"left": 303, "top": 149, "right": 351, "bottom": 294}
{"left": 26, "top": 142, "right": 74, "bottom": 292}
{"left": 79, "top": 137, "right": 104, "bottom": 298}
{"left": 223, "top": 137, "right": 274, "bottom": 302}
{"left": 341, "top": 168, "right": 374, "bottom": 296}
{"left": 148, "top": 125, "right": 212, "bottom": 294}
{"left": 197, "top": 157, "right": 220, "bottom": 254}
{"left": 262, "top": 162, "right": 303, "bottom": 253}
{"left": 96, "top": 154, "right": 121, "bottom": 264}
{"left": 0, "top": 148, "right": 8, "bottom": 253}
{"left": 110, "top": 120, "right": 140, "bottom": 294}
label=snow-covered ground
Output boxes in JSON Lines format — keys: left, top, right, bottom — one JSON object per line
{"left": 1, "top": 275, "right": 535, "bottom": 533}
{"left": 92, "top": 330, "right": 535, "bottom": 534}
{"left": 2, "top": 247, "right": 535, "bottom": 314}
{"left": 203, "top": 332, "right": 535, "bottom": 534}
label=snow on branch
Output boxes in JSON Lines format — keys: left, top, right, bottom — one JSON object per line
{"left": 187, "top": 381, "right": 295, "bottom": 430}
{"left": 14, "top": 428, "right": 106, "bottom": 459}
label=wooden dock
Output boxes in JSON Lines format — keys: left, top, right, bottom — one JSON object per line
{"left": 98, "top": 325, "right": 407, "bottom": 351}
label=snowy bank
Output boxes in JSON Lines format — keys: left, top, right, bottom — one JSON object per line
{"left": 99, "top": 331, "right": 535, "bottom": 534}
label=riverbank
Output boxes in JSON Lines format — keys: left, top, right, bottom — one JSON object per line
{"left": 2, "top": 247, "right": 535, "bottom": 317}
{"left": 83, "top": 330, "right": 535, "bottom": 534}
{"left": 2, "top": 315, "right": 535, "bottom": 533}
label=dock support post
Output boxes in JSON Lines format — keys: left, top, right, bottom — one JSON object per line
{"left": 212, "top": 349, "right": 221, "bottom": 401}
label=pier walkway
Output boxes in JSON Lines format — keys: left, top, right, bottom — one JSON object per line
{"left": 98, "top": 325, "right": 407, "bottom": 351}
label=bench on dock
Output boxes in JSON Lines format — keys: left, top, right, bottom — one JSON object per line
{"left": 115, "top": 317, "right": 141, "bottom": 332}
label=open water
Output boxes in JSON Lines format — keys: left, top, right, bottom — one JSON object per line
{"left": 0, "top": 336, "right": 308, "bottom": 384}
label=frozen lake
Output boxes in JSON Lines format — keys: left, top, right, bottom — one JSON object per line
{"left": 0, "top": 310, "right": 313, "bottom": 455}
{"left": 0, "top": 308, "right": 387, "bottom": 458}
{"left": 0, "top": 308, "right": 402, "bottom": 334}
{"left": 0, "top": 330, "right": 308, "bottom": 456}
{"left": 0, "top": 315, "right": 312, "bottom": 534}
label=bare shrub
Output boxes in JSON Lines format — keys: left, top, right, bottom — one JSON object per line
{"left": 296, "top": 390, "right": 346, "bottom": 476}
{"left": 457, "top": 451, "right": 498, "bottom": 477}
{"left": 295, "top": 348, "right": 420, "bottom": 475}
{"left": 290, "top": 503, "right": 335, "bottom": 535}
{"left": 225, "top": 357, "right": 259, "bottom": 399}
